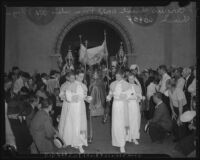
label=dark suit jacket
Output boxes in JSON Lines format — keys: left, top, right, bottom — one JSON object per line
{"left": 151, "top": 102, "right": 172, "bottom": 131}
{"left": 30, "top": 110, "right": 56, "bottom": 153}
{"left": 184, "top": 74, "right": 194, "bottom": 105}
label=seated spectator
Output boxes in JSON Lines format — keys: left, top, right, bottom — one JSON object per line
{"left": 30, "top": 98, "right": 58, "bottom": 153}
{"left": 174, "top": 67, "right": 185, "bottom": 90}
{"left": 147, "top": 92, "right": 172, "bottom": 143}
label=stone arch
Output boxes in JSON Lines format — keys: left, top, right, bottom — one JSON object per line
{"left": 55, "top": 12, "right": 134, "bottom": 56}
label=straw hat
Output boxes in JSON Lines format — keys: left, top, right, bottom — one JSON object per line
{"left": 53, "top": 136, "right": 64, "bottom": 148}
{"left": 180, "top": 111, "right": 196, "bottom": 122}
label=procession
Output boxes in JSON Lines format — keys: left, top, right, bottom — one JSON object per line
{"left": 3, "top": 4, "right": 196, "bottom": 158}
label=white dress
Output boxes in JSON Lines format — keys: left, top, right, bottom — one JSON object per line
{"left": 109, "top": 80, "right": 129, "bottom": 147}
{"left": 62, "top": 81, "right": 88, "bottom": 147}
{"left": 126, "top": 84, "right": 141, "bottom": 141}
{"left": 58, "top": 81, "right": 70, "bottom": 137}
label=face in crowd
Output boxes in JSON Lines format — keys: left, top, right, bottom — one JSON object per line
{"left": 77, "top": 73, "right": 84, "bottom": 82}
{"left": 128, "top": 74, "right": 135, "bottom": 84}
{"left": 69, "top": 74, "right": 75, "bottom": 83}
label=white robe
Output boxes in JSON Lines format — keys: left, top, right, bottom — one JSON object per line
{"left": 61, "top": 81, "right": 88, "bottom": 147}
{"left": 58, "top": 81, "right": 70, "bottom": 138}
{"left": 126, "top": 84, "right": 141, "bottom": 141}
{"left": 109, "top": 80, "right": 129, "bottom": 147}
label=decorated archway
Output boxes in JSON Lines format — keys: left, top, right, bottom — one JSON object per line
{"left": 55, "top": 12, "right": 135, "bottom": 66}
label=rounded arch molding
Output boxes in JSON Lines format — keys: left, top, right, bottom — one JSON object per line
{"left": 55, "top": 13, "right": 134, "bottom": 56}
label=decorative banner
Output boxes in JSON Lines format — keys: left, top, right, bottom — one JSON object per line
{"left": 26, "top": 7, "right": 56, "bottom": 25}
{"left": 130, "top": 7, "right": 158, "bottom": 26}
{"left": 79, "top": 40, "right": 108, "bottom": 66}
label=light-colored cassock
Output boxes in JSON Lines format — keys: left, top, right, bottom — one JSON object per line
{"left": 62, "top": 81, "right": 88, "bottom": 147}
{"left": 58, "top": 81, "right": 70, "bottom": 137}
{"left": 108, "top": 79, "right": 129, "bottom": 147}
{"left": 126, "top": 83, "right": 141, "bottom": 141}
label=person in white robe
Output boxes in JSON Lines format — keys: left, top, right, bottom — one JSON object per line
{"left": 106, "top": 69, "right": 130, "bottom": 153}
{"left": 58, "top": 73, "right": 70, "bottom": 139}
{"left": 126, "top": 72, "right": 142, "bottom": 145}
{"left": 61, "top": 71, "right": 88, "bottom": 153}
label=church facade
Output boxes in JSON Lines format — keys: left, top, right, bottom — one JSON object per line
{"left": 5, "top": 2, "right": 196, "bottom": 73}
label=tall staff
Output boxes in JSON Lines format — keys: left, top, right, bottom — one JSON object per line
{"left": 104, "top": 30, "right": 110, "bottom": 87}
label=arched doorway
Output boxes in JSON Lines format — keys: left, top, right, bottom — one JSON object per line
{"left": 55, "top": 13, "right": 134, "bottom": 67}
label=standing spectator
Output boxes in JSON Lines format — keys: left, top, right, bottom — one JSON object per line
{"left": 167, "top": 79, "right": 188, "bottom": 142}
{"left": 157, "top": 65, "right": 171, "bottom": 94}
{"left": 4, "top": 77, "right": 13, "bottom": 102}
{"left": 182, "top": 67, "right": 194, "bottom": 112}
{"left": 13, "top": 72, "right": 30, "bottom": 96}
{"left": 50, "top": 88, "right": 62, "bottom": 127}
{"left": 12, "top": 66, "right": 20, "bottom": 78}
{"left": 35, "top": 82, "right": 48, "bottom": 99}
{"left": 174, "top": 67, "right": 185, "bottom": 90}
{"left": 46, "top": 70, "right": 60, "bottom": 95}
{"left": 188, "top": 67, "right": 196, "bottom": 109}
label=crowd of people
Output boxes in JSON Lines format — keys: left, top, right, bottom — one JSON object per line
{"left": 3, "top": 63, "right": 196, "bottom": 156}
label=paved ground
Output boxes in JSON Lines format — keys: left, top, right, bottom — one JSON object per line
{"left": 63, "top": 116, "right": 186, "bottom": 157}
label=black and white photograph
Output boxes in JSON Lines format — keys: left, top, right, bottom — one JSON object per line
{"left": 1, "top": 0, "right": 198, "bottom": 158}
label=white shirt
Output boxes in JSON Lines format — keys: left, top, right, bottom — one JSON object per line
{"left": 13, "top": 77, "right": 24, "bottom": 94}
{"left": 159, "top": 73, "right": 171, "bottom": 94}
{"left": 147, "top": 82, "right": 157, "bottom": 100}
